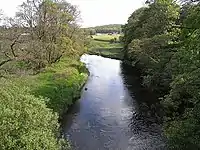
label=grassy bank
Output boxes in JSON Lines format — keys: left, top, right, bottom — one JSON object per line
{"left": 0, "top": 57, "right": 88, "bottom": 149}
{"left": 16, "top": 57, "right": 88, "bottom": 116}
{"left": 88, "top": 34, "right": 124, "bottom": 60}
{"left": 88, "top": 47, "right": 123, "bottom": 60}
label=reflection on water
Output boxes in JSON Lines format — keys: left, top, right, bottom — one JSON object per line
{"left": 61, "top": 54, "right": 166, "bottom": 150}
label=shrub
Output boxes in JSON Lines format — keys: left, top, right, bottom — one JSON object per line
{"left": 164, "top": 104, "right": 200, "bottom": 150}
{"left": 0, "top": 79, "right": 60, "bottom": 150}
{"left": 110, "top": 38, "right": 115, "bottom": 43}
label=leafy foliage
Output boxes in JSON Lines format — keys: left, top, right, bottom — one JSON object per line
{"left": 0, "top": 79, "right": 60, "bottom": 150}
{"left": 123, "top": 0, "right": 200, "bottom": 149}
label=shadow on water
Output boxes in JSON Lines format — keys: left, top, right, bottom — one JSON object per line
{"left": 62, "top": 100, "right": 81, "bottom": 130}
{"left": 120, "top": 62, "right": 165, "bottom": 135}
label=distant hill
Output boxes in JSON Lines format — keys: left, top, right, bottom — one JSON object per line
{"left": 86, "top": 24, "right": 122, "bottom": 34}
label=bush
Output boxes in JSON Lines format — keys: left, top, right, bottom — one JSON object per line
{"left": 164, "top": 103, "right": 200, "bottom": 150}
{"left": 110, "top": 38, "right": 115, "bottom": 43}
{"left": 0, "top": 79, "right": 60, "bottom": 150}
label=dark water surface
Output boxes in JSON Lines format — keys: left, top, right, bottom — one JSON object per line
{"left": 62, "top": 54, "right": 166, "bottom": 150}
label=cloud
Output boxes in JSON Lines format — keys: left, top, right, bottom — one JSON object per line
{"left": 68, "top": 0, "right": 145, "bottom": 27}
{"left": 0, "top": 0, "right": 24, "bottom": 16}
{"left": 0, "top": 0, "right": 145, "bottom": 27}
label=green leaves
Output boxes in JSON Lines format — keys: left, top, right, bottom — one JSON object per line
{"left": 0, "top": 79, "right": 60, "bottom": 150}
{"left": 123, "top": 1, "right": 200, "bottom": 149}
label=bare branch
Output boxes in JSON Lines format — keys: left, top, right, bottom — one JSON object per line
{"left": 0, "top": 59, "right": 12, "bottom": 67}
{"left": 10, "top": 34, "right": 22, "bottom": 57}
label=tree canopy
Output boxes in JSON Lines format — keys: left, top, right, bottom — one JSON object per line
{"left": 0, "top": 0, "right": 87, "bottom": 74}
{"left": 122, "top": 0, "right": 200, "bottom": 149}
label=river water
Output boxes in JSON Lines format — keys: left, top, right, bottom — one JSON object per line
{"left": 62, "top": 54, "right": 166, "bottom": 150}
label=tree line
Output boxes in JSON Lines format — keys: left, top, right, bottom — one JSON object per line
{"left": 122, "top": 0, "right": 200, "bottom": 149}
{"left": 85, "top": 24, "right": 122, "bottom": 35}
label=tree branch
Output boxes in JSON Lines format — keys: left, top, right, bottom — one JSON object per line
{"left": 10, "top": 34, "right": 22, "bottom": 57}
{"left": 0, "top": 59, "right": 12, "bottom": 67}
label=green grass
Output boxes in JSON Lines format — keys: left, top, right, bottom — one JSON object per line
{"left": 92, "top": 34, "right": 121, "bottom": 41}
{"left": 88, "top": 36, "right": 124, "bottom": 60}
{"left": 0, "top": 57, "right": 87, "bottom": 149}
{"left": 14, "top": 57, "right": 88, "bottom": 116}
{"left": 89, "top": 40, "right": 122, "bottom": 49}
{"left": 88, "top": 47, "right": 124, "bottom": 60}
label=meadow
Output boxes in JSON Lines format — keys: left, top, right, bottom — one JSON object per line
{"left": 88, "top": 34, "right": 124, "bottom": 60}
{"left": 92, "top": 34, "right": 121, "bottom": 41}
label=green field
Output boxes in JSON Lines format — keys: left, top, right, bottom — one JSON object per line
{"left": 89, "top": 40, "right": 122, "bottom": 49}
{"left": 88, "top": 34, "right": 124, "bottom": 60}
{"left": 88, "top": 47, "right": 124, "bottom": 60}
{"left": 92, "top": 34, "right": 121, "bottom": 41}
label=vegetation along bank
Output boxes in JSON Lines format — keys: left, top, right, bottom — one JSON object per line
{"left": 122, "top": 0, "right": 200, "bottom": 149}
{"left": 0, "top": 0, "right": 88, "bottom": 149}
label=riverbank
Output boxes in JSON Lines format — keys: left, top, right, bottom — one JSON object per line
{"left": 88, "top": 47, "right": 123, "bottom": 60}
{"left": 16, "top": 57, "right": 88, "bottom": 116}
{"left": 1, "top": 57, "right": 88, "bottom": 149}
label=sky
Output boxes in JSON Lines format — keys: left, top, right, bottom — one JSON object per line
{"left": 0, "top": 0, "right": 145, "bottom": 27}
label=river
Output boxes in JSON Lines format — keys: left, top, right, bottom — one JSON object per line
{"left": 61, "top": 54, "right": 166, "bottom": 150}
